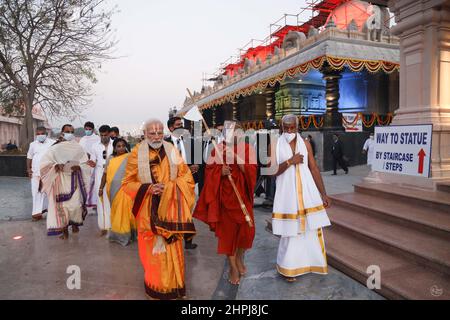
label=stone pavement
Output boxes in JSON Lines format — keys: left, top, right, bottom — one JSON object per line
{"left": 237, "top": 206, "right": 383, "bottom": 300}
{"left": 0, "top": 214, "right": 223, "bottom": 300}
{"left": 0, "top": 165, "right": 383, "bottom": 299}
{"left": 0, "top": 177, "right": 32, "bottom": 221}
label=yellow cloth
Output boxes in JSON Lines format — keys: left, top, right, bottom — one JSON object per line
{"left": 106, "top": 153, "right": 136, "bottom": 246}
{"left": 122, "top": 142, "right": 195, "bottom": 299}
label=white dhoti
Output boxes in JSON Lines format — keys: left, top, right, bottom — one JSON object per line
{"left": 272, "top": 134, "right": 331, "bottom": 277}
{"left": 86, "top": 167, "right": 97, "bottom": 207}
{"left": 277, "top": 228, "right": 327, "bottom": 277}
{"left": 94, "top": 166, "right": 111, "bottom": 231}
{"left": 31, "top": 176, "right": 48, "bottom": 216}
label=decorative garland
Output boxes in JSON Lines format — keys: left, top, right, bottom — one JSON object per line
{"left": 238, "top": 113, "right": 391, "bottom": 131}
{"left": 312, "top": 115, "right": 324, "bottom": 129}
{"left": 341, "top": 112, "right": 393, "bottom": 128}
{"left": 191, "top": 55, "right": 399, "bottom": 112}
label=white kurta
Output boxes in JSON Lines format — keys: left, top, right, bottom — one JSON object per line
{"left": 272, "top": 134, "right": 331, "bottom": 277}
{"left": 363, "top": 138, "right": 375, "bottom": 166}
{"left": 79, "top": 134, "right": 100, "bottom": 206}
{"left": 90, "top": 141, "right": 113, "bottom": 230}
{"left": 27, "top": 138, "right": 55, "bottom": 216}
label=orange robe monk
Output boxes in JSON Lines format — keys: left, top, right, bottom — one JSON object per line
{"left": 194, "top": 141, "right": 257, "bottom": 257}
{"left": 122, "top": 141, "right": 196, "bottom": 299}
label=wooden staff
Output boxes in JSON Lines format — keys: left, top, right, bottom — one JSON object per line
{"left": 186, "top": 89, "right": 253, "bottom": 227}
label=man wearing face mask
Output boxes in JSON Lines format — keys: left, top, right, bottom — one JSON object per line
{"left": 89, "top": 125, "right": 114, "bottom": 236}
{"left": 194, "top": 122, "right": 258, "bottom": 285}
{"left": 109, "top": 126, "right": 120, "bottom": 140}
{"left": 270, "top": 114, "right": 331, "bottom": 282}
{"left": 165, "top": 116, "right": 199, "bottom": 250}
{"left": 122, "top": 118, "right": 196, "bottom": 299}
{"left": 79, "top": 121, "right": 100, "bottom": 208}
{"left": 40, "top": 124, "right": 90, "bottom": 239}
{"left": 199, "top": 122, "right": 224, "bottom": 195}
{"left": 27, "top": 127, "right": 55, "bottom": 221}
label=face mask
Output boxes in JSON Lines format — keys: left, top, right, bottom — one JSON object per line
{"left": 63, "top": 133, "right": 75, "bottom": 141}
{"left": 111, "top": 136, "right": 117, "bottom": 140}
{"left": 370, "top": 135, "right": 374, "bottom": 140}
{"left": 283, "top": 132, "right": 296, "bottom": 143}
{"left": 36, "top": 135, "right": 47, "bottom": 143}
{"left": 85, "top": 130, "right": 93, "bottom": 136}
{"left": 172, "top": 127, "right": 186, "bottom": 138}
{"left": 101, "top": 136, "right": 110, "bottom": 144}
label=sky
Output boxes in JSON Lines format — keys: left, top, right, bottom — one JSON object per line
{"left": 53, "top": 0, "right": 312, "bottom": 134}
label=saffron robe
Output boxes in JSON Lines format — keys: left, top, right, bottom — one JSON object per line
{"left": 122, "top": 141, "right": 196, "bottom": 300}
{"left": 194, "top": 141, "right": 257, "bottom": 256}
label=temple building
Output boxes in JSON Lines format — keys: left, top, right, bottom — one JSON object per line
{"left": 178, "top": 0, "right": 399, "bottom": 171}
{"left": 0, "top": 105, "right": 52, "bottom": 150}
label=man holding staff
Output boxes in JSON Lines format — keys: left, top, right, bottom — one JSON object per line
{"left": 193, "top": 121, "right": 257, "bottom": 285}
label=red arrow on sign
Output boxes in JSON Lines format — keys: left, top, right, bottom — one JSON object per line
{"left": 418, "top": 148, "right": 426, "bottom": 174}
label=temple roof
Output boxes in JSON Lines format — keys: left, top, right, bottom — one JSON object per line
{"left": 178, "top": 27, "right": 399, "bottom": 115}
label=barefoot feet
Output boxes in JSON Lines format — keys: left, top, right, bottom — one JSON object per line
{"left": 59, "top": 227, "right": 69, "bottom": 240}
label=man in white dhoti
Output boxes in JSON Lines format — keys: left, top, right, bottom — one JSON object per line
{"left": 362, "top": 133, "right": 375, "bottom": 167}
{"left": 27, "top": 126, "right": 55, "bottom": 221}
{"left": 89, "top": 124, "right": 113, "bottom": 236}
{"left": 79, "top": 121, "right": 100, "bottom": 208}
{"left": 271, "top": 114, "right": 331, "bottom": 281}
{"left": 40, "top": 124, "right": 91, "bottom": 239}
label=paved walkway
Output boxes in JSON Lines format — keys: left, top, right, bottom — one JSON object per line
{"left": 0, "top": 165, "right": 382, "bottom": 299}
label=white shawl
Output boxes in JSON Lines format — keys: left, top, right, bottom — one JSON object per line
{"left": 137, "top": 141, "right": 178, "bottom": 184}
{"left": 272, "top": 133, "right": 331, "bottom": 236}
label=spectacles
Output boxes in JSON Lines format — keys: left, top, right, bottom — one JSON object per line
{"left": 103, "top": 150, "right": 106, "bottom": 160}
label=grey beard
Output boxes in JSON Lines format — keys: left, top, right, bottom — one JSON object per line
{"left": 147, "top": 139, "right": 162, "bottom": 149}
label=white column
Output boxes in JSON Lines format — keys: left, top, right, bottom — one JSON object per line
{"left": 387, "top": 0, "right": 450, "bottom": 183}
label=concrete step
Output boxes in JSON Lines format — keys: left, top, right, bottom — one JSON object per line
{"left": 437, "top": 183, "right": 450, "bottom": 194}
{"left": 327, "top": 206, "right": 450, "bottom": 276}
{"left": 354, "top": 182, "right": 450, "bottom": 213}
{"left": 330, "top": 192, "right": 450, "bottom": 240}
{"left": 325, "top": 225, "right": 450, "bottom": 300}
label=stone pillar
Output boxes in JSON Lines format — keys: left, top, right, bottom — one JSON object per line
{"left": 231, "top": 100, "right": 238, "bottom": 121}
{"left": 212, "top": 107, "right": 217, "bottom": 127}
{"left": 386, "top": 0, "right": 450, "bottom": 184}
{"left": 264, "top": 88, "right": 275, "bottom": 120}
{"left": 322, "top": 65, "right": 343, "bottom": 129}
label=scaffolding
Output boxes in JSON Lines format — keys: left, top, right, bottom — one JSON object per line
{"left": 204, "top": 0, "right": 394, "bottom": 82}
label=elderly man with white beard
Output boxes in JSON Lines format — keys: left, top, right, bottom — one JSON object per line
{"left": 270, "top": 114, "right": 331, "bottom": 282}
{"left": 122, "top": 118, "right": 196, "bottom": 299}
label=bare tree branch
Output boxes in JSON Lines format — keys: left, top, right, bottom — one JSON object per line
{"left": 0, "top": 0, "right": 117, "bottom": 149}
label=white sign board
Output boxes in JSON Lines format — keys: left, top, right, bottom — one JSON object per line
{"left": 372, "top": 125, "right": 432, "bottom": 177}
{"left": 343, "top": 113, "right": 363, "bottom": 132}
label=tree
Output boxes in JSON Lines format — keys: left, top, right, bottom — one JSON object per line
{"left": 0, "top": 0, "right": 116, "bottom": 151}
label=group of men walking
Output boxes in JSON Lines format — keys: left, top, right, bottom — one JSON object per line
{"left": 26, "top": 113, "right": 335, "bottom": 300}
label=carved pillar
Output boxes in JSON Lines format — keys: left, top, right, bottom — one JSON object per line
{"left": 321, "top": 65, "right": 343, "bottom": 129}
{"left": 387, "top": 0, "right": 450, "bottom": 183}
{"left": 231, "top": 100, "right": 239, "bottom": 121}
{"left": 212, "top": 106, "right": 217, "bottom": 127}
{"left": 264, "top": 88, "right": 275, "bottom": 120}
